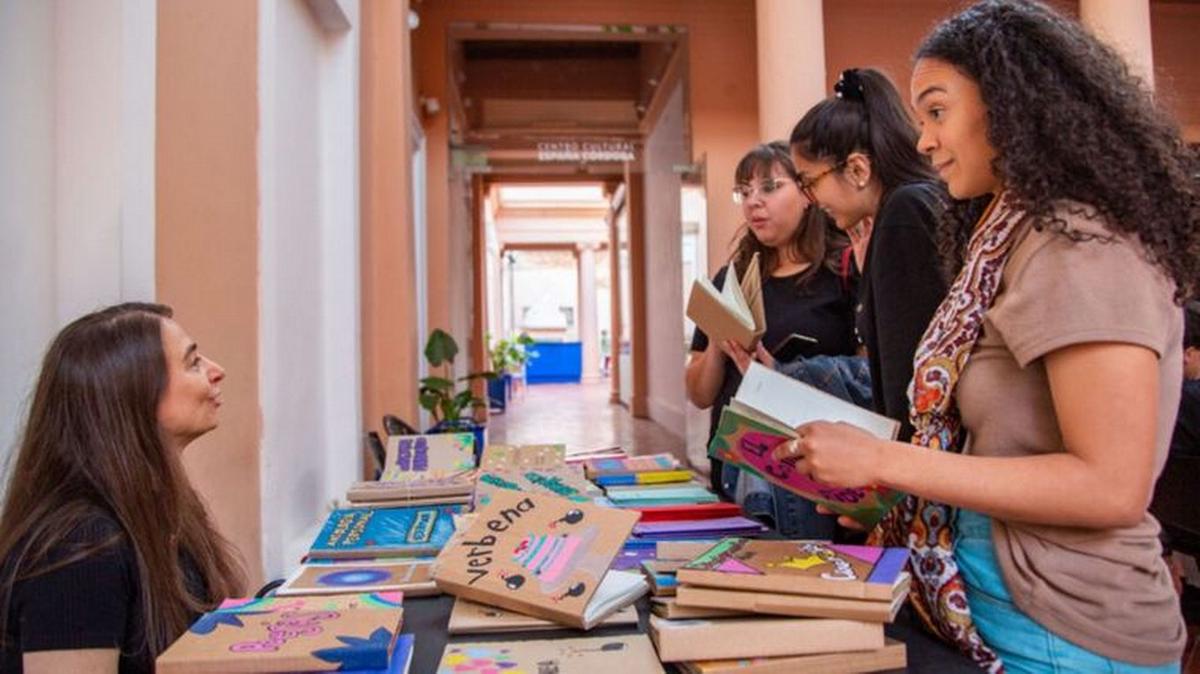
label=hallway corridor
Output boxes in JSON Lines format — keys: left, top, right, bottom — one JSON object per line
{"left": 486, "top": 381, "right": 689, "bottom": 463}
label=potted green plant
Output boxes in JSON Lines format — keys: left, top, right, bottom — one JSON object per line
{"left": 420, "top": 328, "right": 494, "bottom": 464}
{"left": 487, "top": 332, "right": 538, "bottom": 409}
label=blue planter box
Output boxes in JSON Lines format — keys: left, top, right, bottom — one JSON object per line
{"left": 525, "top": 341, "right": 581, "bottom": 384}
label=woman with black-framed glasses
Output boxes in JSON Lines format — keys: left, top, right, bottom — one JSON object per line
{"left": 789, "top": 67, "right": 948, "bottom": 443}
{"left": 685, "top": 141, "right": 859, "bottom": 537}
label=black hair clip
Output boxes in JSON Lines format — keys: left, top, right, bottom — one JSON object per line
{"left": 834, "top": 68, "right": 866, "bottom": 102}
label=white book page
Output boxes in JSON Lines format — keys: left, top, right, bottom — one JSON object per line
{"left": 583, "top": 570, "right": 649, "bottom": 626}
{"left": 734, "top": 362, "right": 900, "bottom": 439}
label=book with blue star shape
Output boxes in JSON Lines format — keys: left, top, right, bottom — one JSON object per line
{"left": 156, "top": 592, "right": 405, "bottom": 672}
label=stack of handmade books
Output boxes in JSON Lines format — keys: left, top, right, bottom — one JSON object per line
{"left": 649, "top": 538, "right": 910, "bottom": 672}
{"left": 433, "top": 490, "right": 648, "bottom": 630}
{"left": 346, "top": 433, "right": 477, "bottom": 507}
{"left": 434, "top": 634, "right": 664, "bottom": 673}
{"left": 157, "top": 592, "right": 414, "bottom": 673}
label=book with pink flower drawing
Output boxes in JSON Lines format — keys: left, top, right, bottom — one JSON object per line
{"left": 676, "top": 538, "right": 909, "bottom": 602}
{"left": 708, "top": 362, "right": 903, "bottom": 527}
{"left": 156, "top": 592, "right": 405, "bottom": 673}
{"left": 432, "top": 490, "right": 647, "bottom": 629}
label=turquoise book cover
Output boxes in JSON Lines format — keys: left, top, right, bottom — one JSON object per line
{"left": 309, "top": 505, "right": 463, "bottom": 559}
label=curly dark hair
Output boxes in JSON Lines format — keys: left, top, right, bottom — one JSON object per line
{"left": 729, "top": 142, "right": 849, "bottom": 287}
{"left": 916, "top": 0, "right": 1200, "bottom": 301}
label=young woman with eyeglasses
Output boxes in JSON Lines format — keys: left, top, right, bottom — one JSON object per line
{"left": 777, "top": 1, "right": 1197, "bottom": 670}
{"left": 788, "top": 67, "right": 948, "bottom": 443}
{"left": 685, "top": 142, "right": 858, "bottom": 534}
{"left": 0, "top": 303, "right": 245, "bottom": 673}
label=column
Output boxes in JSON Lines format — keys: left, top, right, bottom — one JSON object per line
{"left": 756, "top": 0, "right": 827, "bottom": 142}
{"left": 577, "top": 243, "right": 601, "bottom": 382}
{"left": 1080, "top": 0, "right": 1155, "bottom": 89}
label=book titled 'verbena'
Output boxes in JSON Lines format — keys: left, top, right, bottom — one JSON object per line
{"left": 433, "top": 490, "right": 645, "bottom": 629}
{"left": 307, "top": 505, "right": 461, "bottom": 559}
{"left": 156, "top": 593, "right": 404, "bottom": 673}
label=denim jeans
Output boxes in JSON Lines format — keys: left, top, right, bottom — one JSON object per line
{"left": 954, "top": 509, "right": 1181, "bottom": 674}
{"left": 722, "top": 464, "right": 837, "bottom": 538}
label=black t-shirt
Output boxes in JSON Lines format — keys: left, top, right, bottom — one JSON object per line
{"left": 1, "top": 512, "right": 205, "bottom": 674}
{"left": 854, "top": 182, "right": 947, "bottom": 441}
{"left": 691, "top": 262, "right": 858, "bottom": 488}
{"left": 1170, "top": 379, "right": 1200, "bottom": 457}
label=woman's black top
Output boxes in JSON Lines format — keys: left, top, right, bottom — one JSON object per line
{"left": 1, "top": 512, "right": 205, "bottom": 674}
{"left": 691, "top": 263, "right": 858, "bottom": 493}
{"left": 855, "top": 181, "right": 948, "bottom": 441}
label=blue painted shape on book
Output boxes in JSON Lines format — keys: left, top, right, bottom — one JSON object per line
{"left": 865, "top": 547, "right": 909, "bottom": 586}
{"left": 310, "top": 505, "right": 462, "bottom": 557}
{"left": 342, "top": 633, "right": 415, "bottom": 674}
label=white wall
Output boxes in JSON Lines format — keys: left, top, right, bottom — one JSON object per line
{"left": 641, "top": 82, "right": 687, "bottom": 438}
{"left": 258, "top": 0, "right": 362, "bottom": 580}
{"left": 0, "top": 0, "right": 155, "bottom": 470}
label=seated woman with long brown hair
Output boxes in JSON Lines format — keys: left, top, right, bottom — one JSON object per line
{"left": 0, "top": 303, "right": 245, "bottom": 673}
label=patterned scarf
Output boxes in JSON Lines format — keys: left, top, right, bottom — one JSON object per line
{"left": 872, "top": 191, "right": 1028, "bottom": 672}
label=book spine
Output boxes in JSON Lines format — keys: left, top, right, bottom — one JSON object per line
{"left": 434, "top": 576, "right": 586, "bottom": 630}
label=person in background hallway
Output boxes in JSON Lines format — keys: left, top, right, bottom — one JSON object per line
{"left": 788, "top": 66, "right": 947, "bottom": 442}
{"left": 685, "top": 142, "right": 857, "bottom": 536}
{"left": 0, "top": 303, "right": 245, "bottom": 674}
{"left": 1169, "top": 302, "right": 1200, "bottom": 457}
{"left": 776, "top": 1, "right": 1197, "bottom": 671}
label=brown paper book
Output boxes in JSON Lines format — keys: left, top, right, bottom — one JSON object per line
{"left": 679, "top": 638, "right": 907, "bottom": 674}
{"left": 437, "top": 634, "right": 664, "bottom": 673}
{"left": 432, "top": 490, "right": 643, "bottom": 629}
{"left": 157, "top": 593, "right": 404, "bottom": 673}
{"left": 651, "top": 597, "right": 747, "bottom": 620}
{"left": 447, "top": 597, "right": 638, "bottom": 634}
{"left": 380, "top": 433, "right": 475, "bottom": 482}
{"left": 276, "top": 559, "right": 439, "bottom": 597}
{"left": 480, "top": 443, "right": 566, "bottom": 470}
{"left": 686, "top": 253, "right": 765, "bottom": 349}
{"left": 472, "top": 465, "right": 602, "bottom": 509}
{"left": 648, "top": 614, "right": 884, "bottom": 662}
{"left": 657, "top": 540, "right": 722, "bottom": 560}
{"left": 674, "top": 581, "right": 909, "bottom": 623}
{"left": 345, "top": 471, "right": 475, "bottom": 504}
{"left": 676, "top": 539, "right": 909, "bottom": 602}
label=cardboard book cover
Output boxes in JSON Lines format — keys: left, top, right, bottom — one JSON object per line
{"left": 648, "top": 614, "right": 883, "bottom": 663}
{"left": 686, "top": 253, "right": 765, "bottom": 350}
{"left": 679, "top": 638, "right": 907, "bottom": 674}
{"left": 708, "top": 405, "right": 903, "bottom": 527}
{"left": 156, "top": 593, "right": 404, "bottom": 673}
{"left": 479, "top": 443, "right": 566, "bottom": 471}
{"left": 472, "top": 466, "right": 602, "bottom": 508}
{"left": 436, "top": 634, "right": 664, "bottom": 674}
{"left": 650, "top": 598, "right": 747, "bottom": 620}
{"left": 277, "top": 560, "right": 438, "bottom": 597}
{"left": 447, "top": 598, "right": 638, "bottom": 634}
{"left": 656, "top": 540, "right": 720, "bottom": 560}
{"left": 432, "top": 490, "right": 640, "bottom": 629}
{"left": 673, "top": 582, "right": 909, "bottom": 623}
{"left": 583, "top": 452, "right": 681, "bottom": 478}
{"left": 676, "top": 539, "right": 909, "bottom": 602}
{"left": 379, "top": 433, "right": 475, "bottom": 482}
{"left": 345, "top": 472, "right": 475, "bottom": 504}
{"left": 308, "top": 505, "right": 462, "bottom": 559}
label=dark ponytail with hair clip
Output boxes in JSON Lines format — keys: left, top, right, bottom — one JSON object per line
{"left": 790, "top": 67, "right": 936, "bottom": 200}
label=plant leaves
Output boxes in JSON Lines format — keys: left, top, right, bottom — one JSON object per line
{"left": 424, "top": 328, "right": 458, "bottom": 367}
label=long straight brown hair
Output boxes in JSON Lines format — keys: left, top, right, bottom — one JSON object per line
{"left": 0, "top": 303, "right": 244, "bottom": 653}
{"left": 729, "top": 142, "right": 849, "bottom": 286}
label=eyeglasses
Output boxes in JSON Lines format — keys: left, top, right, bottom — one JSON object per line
{"left": 797, "top": 162, "right": 845, "bottom": 202}
{"left": 732, "top": 178, "right": 795, "bottom": 205}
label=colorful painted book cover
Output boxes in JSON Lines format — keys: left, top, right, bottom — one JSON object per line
{"left": 604, "top": 484, "right": 718, "bottom": 507}
{"left": 379, "top": 433, "right": 475, "bottom": 482}
{"left": 479, "top": 443, "right": 566, "bottom": 471}
{"left": 156, "top": 593, "right": 404, "bottom": 673}
{"left": 436, "top": 634, "right": 664, "bottom": 674}
{"left": 708, "top": 405, "right": 904, "bottom": 526}
{"left": 472, "top": 466, "right": 601, "bottom": 508}
{"left": 308, "top": 505, "right": 462, "bottom": 559}
{"left": 676, "top": 538, "right": 909, "bottom": 602}
{"left": 583, "top": 452, "right": 680, "bottom": 478}
{"left": 432, "top": 490, "right": 641, "bottom": 629}
{"left": 277, "top": 559, "right": 438, "bottom": 597}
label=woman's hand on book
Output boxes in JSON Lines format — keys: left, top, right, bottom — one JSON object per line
{"left": 773, "top": 420, "right": 884, "bottom": 491}
{"left": 718, "top": 340, "right": 775, "bottom": 375}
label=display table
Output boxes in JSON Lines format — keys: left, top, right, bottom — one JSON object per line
{"left": 399, "top": 594, "right": 980, "bottom": 673}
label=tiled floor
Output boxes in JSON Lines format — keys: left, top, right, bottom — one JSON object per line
{"left": 486, "top": 379, "right": 693, "bottom": 463}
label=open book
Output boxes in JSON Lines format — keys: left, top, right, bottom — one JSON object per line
{"left": 686, "top": 253, "right": 765, "bottom": 349}
{"left": 709, "top": 362, "right": 903, "bottom": 526}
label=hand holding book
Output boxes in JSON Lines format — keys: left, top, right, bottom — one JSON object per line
{"left": 773, "top": 420, "right": 890, "bottom": 506}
